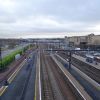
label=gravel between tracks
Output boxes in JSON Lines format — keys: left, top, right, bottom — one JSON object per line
{"left": 58, "top": 53, "right": 100, "bottom": 83}
{"left": 41, "top": 52, "right": 77, "bottom": 100}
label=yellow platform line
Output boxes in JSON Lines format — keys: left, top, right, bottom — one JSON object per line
{"left": 0, "top": 60, "right": 26, "bottom": 96}
{"left": 8, "top": 60, "right": 26, "bottom": 83}
{"left": 0, "top": 86, "right": 8, "bottom": 96}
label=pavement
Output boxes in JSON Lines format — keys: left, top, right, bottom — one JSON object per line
{"left": 0, "top": 52, "right": 36, "bottom": 100}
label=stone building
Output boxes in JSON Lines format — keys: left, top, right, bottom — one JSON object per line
{"left": 65, "top": 33, "right": 100, "bottom": 49}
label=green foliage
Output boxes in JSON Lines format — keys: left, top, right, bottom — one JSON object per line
{"left": 0, "top": 49, "right": 23, "bottom": 69}
{"left": 0, "top": 44, "right": 34, "bottom": 70}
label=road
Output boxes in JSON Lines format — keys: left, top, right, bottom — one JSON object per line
{"left": 1, "top": 43, "right": 30, "bottom": 58}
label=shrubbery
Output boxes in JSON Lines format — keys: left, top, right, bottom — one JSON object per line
{"left": 0, "top": 49, "right": 23, "bottom": 70}
{"left": 0, "top": 44, "right": 33, "bottom": 70}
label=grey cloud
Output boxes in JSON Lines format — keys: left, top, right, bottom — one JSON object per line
{"left": 0, "top": 0, "right": 100, "bottom": 38}
{"left": 34, "top": 0, "right": 100, "bottom": 22}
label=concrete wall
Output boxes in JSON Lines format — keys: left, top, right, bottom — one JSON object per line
{"left": 91, "top": 35, "right": 100, "bottom": 45}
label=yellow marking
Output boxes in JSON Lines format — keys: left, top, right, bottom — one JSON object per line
{"left": 8, "top": 60, "right": 26, "bottom": 83}
{"left": 0, "top": 54, "right": 33, "bottom": 96}
{"left": 0, "top": 86, "right": 8, "bottom": 96}
{"left": 0, "top": 60, "right": 26, "bottom": 97}
{"left": 0, "top": 53, "right": 34, "bottom": 96}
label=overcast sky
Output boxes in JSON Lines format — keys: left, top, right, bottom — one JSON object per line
{"left": 0, "top": 0, "right": 100, "bottom": 38}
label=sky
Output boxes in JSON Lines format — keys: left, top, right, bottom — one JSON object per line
{"left": 0, "top": 0, "right": 100, "bottom": 38}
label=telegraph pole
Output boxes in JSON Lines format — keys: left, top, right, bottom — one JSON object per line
{"left": 0, "top": 42, "right": 2, "bottom": 69}
{"left": 0, "top": 47, "right": 2, "bottom": 60}
{"left": 68, "top": 51, "right": 72, "bottom": 69}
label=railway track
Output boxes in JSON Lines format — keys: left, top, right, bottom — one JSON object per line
{"left": 0, "top": 48, "right": 37, "bottom": 87}
{"left": 40, "top": 50, "right": 78, "bottom": 100}
{"left": 0, "top": 54, "right": 27, "bottom": 86}
{"left": 46, "top": 56, "right": 78, "bottom": 100}
{"left": 19, "top": 53, "right": 35, "bottom": 100}
{"left": 0, "top": 52, "right": 36, "bottom": 100}
{"left": 40, "top": 52, "right": 55, "bottom": 100}
{"left": 58, "top": 52, "right": 100, "bottom": 84}
{"left": 19, "top": 65, "right": 32, "bottom": 100}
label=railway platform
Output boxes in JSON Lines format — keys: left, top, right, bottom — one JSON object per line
{"left": 51, "top": 54, "right": 92, "bottom": 100}
{"left": 73, "top": 54, "right": 100, "bottom": 70}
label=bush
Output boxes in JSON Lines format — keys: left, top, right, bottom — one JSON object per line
{"left": 0, "top": 49, "right": 23, "bottom": 69}
{"left": 0, "top": 44, "right": 32, "bottom": 70}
